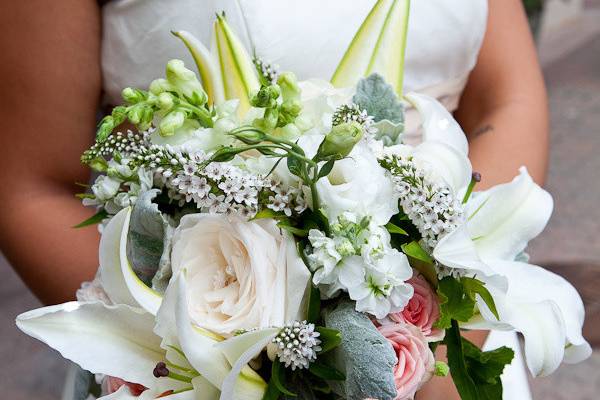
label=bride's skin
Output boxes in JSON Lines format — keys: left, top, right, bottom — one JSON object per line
{"left": 0, "top": 0, "right": 546, "bottom": 398}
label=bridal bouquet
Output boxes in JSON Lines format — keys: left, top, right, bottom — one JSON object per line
{"left": 17, "top": 5, "right": 590, "bottom": 400}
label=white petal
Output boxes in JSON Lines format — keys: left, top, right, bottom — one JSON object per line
{"left": 284, "top": 233, "right": 312, "bottom": 323}
{"left": 174, "top": 274, "right": 231, "bottom": 388}
{"left": 412, "top": 141, "right": 472, "bottom": 195}
{"left": 16, "top": 302, "right": 163, "bottom": 387}
{"left": 466, "top": 167, "right": 553, "bottom": 261}
{"left": 118, "top": 208, "right": 163, "bottom": 315}
{"left": 217, "top": 329, "right": 275, "bottom": 400}
{"left": 433, "top": 224, "right": 506, "bottom": 282}
{"left": 99, "top": 208, "right": 138, "bottom": 307}
{"left": 405, "top": 92, "right": 468, "bottom": 156}
{"left": 479, "top": 260, "right": 591, "bottom": 376}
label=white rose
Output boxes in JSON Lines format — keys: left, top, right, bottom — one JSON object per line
{"left": 317, "top": 141, "right": 400, "bottom": 226}
{"left": 170, "top": 213, "right": 311, "bottom": 336}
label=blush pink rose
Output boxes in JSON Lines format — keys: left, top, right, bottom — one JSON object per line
{"left": 389, "top": 273, "right": 443, "bottom": 341}
{"left": 378, "top": 323, "right": 435, "bottom": 400}
{"left": 103, "top": 376, "right": 146, "bottom": 396}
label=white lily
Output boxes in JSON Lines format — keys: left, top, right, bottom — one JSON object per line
{"left": 16, "top": 273, "right": 273, "bottom": 399}
{"left": 98, "top": 207, "right": 163, "bottom": 315}
{"left": 433, "top": 167, "right": 591, "bottom": 377}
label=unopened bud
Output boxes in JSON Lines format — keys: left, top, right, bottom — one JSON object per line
{"left": 277, "top": 72, "right": 300, "bottom": 102}
{"left": 121, "top": 87, "right": 147, "bottom": 104}
{"left": 231, "top": 128, "right": 267, "bottom": 145}
{"left": 166, "top": 59, "right": 207, "bottom": 104}
{"left": 157, "top": 92, "right": 175, "bottom": 111}
{"left": 315, "top": 121, "right": 363, "bottom": 162}
{"left": 159, "top": 110, "right": 186, "bottom": 136}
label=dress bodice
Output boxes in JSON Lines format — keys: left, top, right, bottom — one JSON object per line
{"left": 101, "top": 0, "right": 488, "bottom": 122}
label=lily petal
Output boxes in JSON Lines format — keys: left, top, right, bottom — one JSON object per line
{"left": 99, "top": 208, "right": 138, "bottom": 307}
{"left": 404, "top": 92, "right": 469, "bottom": 156}
{"left": 173, "top": 274, "right": 231, "bottom": 388}
{"left": 172, "top": 30, "right": 225, "bottom": 106}
{"left": 217, "top": 329, "right": 276, "bottom": 400}
{"left": 466, "top": 167, "right": 553, "bottom": 261}
{"left": 118, "top": 207, "right": 163, "bottom": 315}
{"left": 16, "top": 302, "right": 163, "bottom": 387}
{"left": 412, "top": 141, "right": 472, "bottom": 195}
{"left": 331, "top": 0, "right": 411, "bottom": 95}
{"left": 476, "top": 260, "right": 591, "bottom": 377}
{"left": 433, "top": 224, "right": 506, "bottom": 284}
{"left": 213, "top": 13, "right": 260, "bottom": 115}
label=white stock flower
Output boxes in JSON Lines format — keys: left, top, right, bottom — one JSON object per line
{"left": 92, "top": 175, "right": 121, "bottom": 201}
{"left": 170, "top": 213, "right": 311, "bottom": 336}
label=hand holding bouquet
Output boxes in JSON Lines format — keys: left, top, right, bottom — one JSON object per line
{"left": 17, "top": 6, "right": 590, "bottom": 400}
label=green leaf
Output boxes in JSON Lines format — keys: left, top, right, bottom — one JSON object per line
{"left": 385, "top": 222, "right": 408, "bottom": 236}
{"left": 253, "top": 208, "right": 286, "bottom": 220}
{"left": 401, "top": 241, "right": 433, "bottom": 264}
{"left": 287, "top": 155, "right": 304, "bottom": 179}
{"left": 461, "top": 277, "right": 500, "bottom": 320}
{"left": 306, "top": 285, "right": 321, "bottom": 323}
{"left": 434, "top": 276, "right": 476, "bottom": 330}
{"left": 317, "top": 160, "right": 335, "bottom": 179}
{"left": 308, "top": 362, "right": 346, "bottom": 381}
{"left": 271, "top": 361, "right": 296, "bottom": 397}
{"left": 315, "top": 327, "right": 342, "bottom": 354}
{"left": 352, "top": 74, "right": 404, "bottom": 123}
{"left": 277, "top": 220, "right": 309, "bottom": 237}
{"left": 262, "top": 377, "right": 281, "bottom": 400}
{"left": 444, "top": 320, "right": 479, "bottom": 400}
{"left": 73, "top": 209, "right": 108, "bottom": 228}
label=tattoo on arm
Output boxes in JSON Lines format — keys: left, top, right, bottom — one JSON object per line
{"left": 471, "top": 124, "right": 494, "bottom": 138}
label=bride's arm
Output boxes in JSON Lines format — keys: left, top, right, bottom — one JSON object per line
{"left": 418, "top": 0, "right": 548, "bottom": 398}
{"left": 0, "top": 0, "right": 102, "bottom": 304}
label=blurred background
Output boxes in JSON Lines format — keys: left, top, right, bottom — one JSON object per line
{"left": 1, "top": 0, "right": 599, "bottom": 399}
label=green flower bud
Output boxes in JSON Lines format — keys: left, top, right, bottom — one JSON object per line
{"left": 165, "top": 59, "right": 207, "bottom": 105}
{"left": 159, "top": 110, "right": 186, "bottom": 136}
{"left": 315, "top": 121, "right": 363, "bottom": 161}
{"left": 209, "top": 146, "right": 239, "bottom": 163}
{"left": 434, "top": 361, "right": 450, "bottom": 377}
{"left": 111, "top": 105, "right": 128, "bottom": 126}
{"left": 149, "top": 78, "right": 172, "bottom": 95}
{"left": 127, "top": 104, "right": 143, "bottom": 124}
{"left": 277, "top": 71, "right": 300, "bottom": 101}
{"left": 87, "top": 156, "right": 108, "bottom": 172}
{"left": 96, "top": 116, "right": 115, "bottom": 142}
{"left": 253, "top": 107, "right": 279, "bottom": 132}
{"left": 335, "top": 237, "right": 356, "bottom": 257}
{"left": 231, "top": 128, "right": 267, "bottom": 145}
{"left": 157, "top": 92, "right": 175, "bottom": 111}
{"left": 250, "top": 85, "right": 279, "bottom": 108}
{"left": 277, "top": 99, "right": 302, "bottom": 127}
{"left": 121, "top": 87, "right": 147, "bottom": 104}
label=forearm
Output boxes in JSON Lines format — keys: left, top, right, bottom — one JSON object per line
{"left": 0, "top": 182, "right": 99, "bottom": 304}
{"left": 460, "top": 100, "right": 549, "bottom": 189}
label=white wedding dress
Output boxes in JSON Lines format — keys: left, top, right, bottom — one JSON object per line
{"left": 95, "top": 1, "right": 533, "bottom": 399}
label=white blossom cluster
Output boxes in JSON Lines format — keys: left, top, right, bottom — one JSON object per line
{"left": 81, "top": 129, "right": 307, "bottom": 219}
{"left": 253, "top": 57, "right": 279, "bottom": 85}
{"left": 381, "top": 155, "right": 464, "bottom": 250}
{"left": 272, "top": 321, "right": 321, "bottom": 370}
{"left": 306, "top": 212, "right": 413, "bottom": 319}
{"left": 332, "top": 103, "right": 376, "bottom": 136}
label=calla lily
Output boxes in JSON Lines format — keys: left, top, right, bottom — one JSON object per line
{"left": 213, "top": 13, "right": 260, "bottom": 115}
{"left": 432, "top": 167, "right": 591, "bottom": 377}
{"left": 99, "top": 207, "right": 163, "bottom": 315}
{"left": 331, "top": 0, "right": 411, "bottom": 95}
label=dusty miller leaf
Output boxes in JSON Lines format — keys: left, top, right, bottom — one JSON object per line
{"left": 353, "top": 73, "right": 404, "bottom": 124}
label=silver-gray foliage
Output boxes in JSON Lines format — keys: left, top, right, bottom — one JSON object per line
{"left": 323, "top": 300, "right": 398, "bottom": 400}
{"left": 353, "top": 73, "right": 404, "bottom": 124}
{"left": 126, "top": 189, "right": 173, "bottom": 291}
